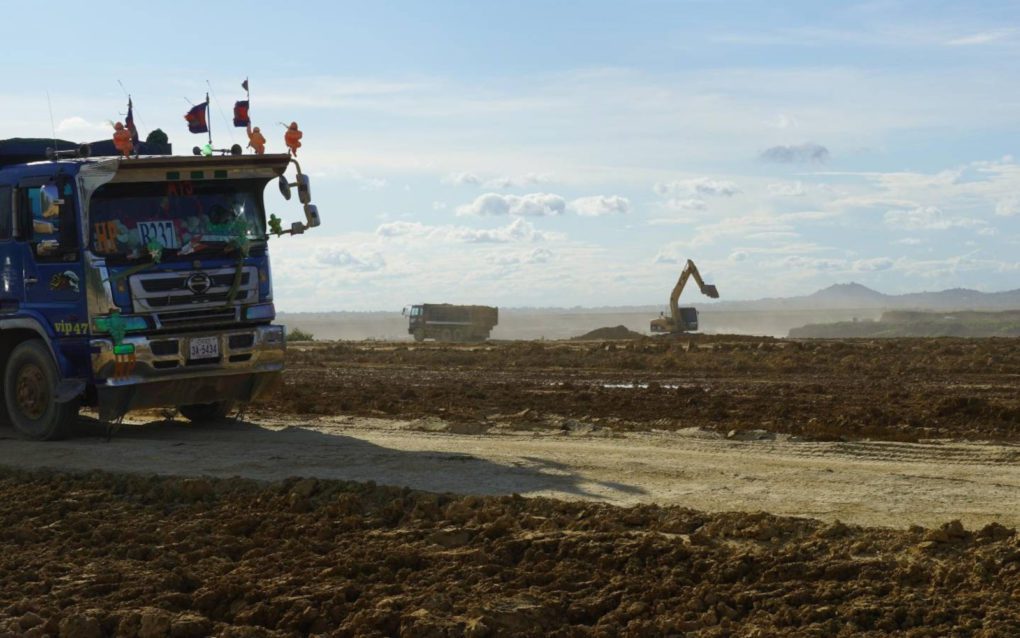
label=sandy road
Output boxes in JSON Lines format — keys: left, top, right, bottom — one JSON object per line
{"left": 1, "top": 415, "right": 1019, "bottom": 530}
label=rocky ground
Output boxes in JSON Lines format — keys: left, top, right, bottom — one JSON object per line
{"left": 1, "top": 467, "right": 1019, "bottom": 637}
{"left": 259, "top": 336, "right": 1020, "bottom": 442}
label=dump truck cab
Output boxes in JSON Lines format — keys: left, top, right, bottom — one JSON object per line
{"left": 0, "top": 140, "right": 319, "bottom": 439}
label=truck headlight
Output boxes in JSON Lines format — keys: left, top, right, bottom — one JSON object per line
{"left": 245, "top": 303, "right": 276, "bottom": 321}
{"left": 263, "top": 325, "right": 285, "bottom": 345}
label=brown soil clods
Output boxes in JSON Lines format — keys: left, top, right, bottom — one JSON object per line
{"left": 1, "top": 468, "right": 1020, "bottom": 637}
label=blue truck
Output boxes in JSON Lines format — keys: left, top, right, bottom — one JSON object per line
{"left": 0, "top": 138, "right": 319, "bottom": 439}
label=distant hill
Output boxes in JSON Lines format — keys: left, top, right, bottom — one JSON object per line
{"left": 789, "top": 310, "right": 1020, "bottom": 338}
{"left": 712, "top": 283, "right": 1020, "bottom": 312}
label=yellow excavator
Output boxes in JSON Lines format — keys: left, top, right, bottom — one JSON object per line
{"left": 650, "top": 259, "right": 719, "bottom": 333}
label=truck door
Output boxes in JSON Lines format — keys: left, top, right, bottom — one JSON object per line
{"left": 15, "top": 179, "right": 89, "bottom": 340}
{"left": 0, "top": 185, "right": 20, "bottom": 313}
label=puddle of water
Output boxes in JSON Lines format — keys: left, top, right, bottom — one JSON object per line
{"left": 600, "top": 383, "right": 681, "bottom": 390}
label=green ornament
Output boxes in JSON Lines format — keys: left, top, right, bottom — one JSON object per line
{"left": 269, "top": 214, "right": 283, "bottom": 237}
{"left": 201, "top": 143, "right": 213, "bottom": 157}
{"left": 146, "top": 240, "right": 163, "bottom": 263}
{"left": 107, "top": 311, "right": 127, "bottom": 346}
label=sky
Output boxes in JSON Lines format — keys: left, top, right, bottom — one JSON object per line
{"left": 2, "top": 0, "right": 1019, "bottom": 311}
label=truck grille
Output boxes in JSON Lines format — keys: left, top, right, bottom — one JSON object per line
{"left": 130, "top": 267, "right": 258, "bottom": 315}
{"left": 155, "top": 307, "right": 239, "bottom": 328}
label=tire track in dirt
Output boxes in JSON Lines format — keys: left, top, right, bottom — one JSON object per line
{"left": 2, "top": 416, "right": 1019, "bottom": 530}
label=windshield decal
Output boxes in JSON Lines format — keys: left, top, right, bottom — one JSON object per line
{"left": 137, "top": 220, "right": 180, "bottom": 250}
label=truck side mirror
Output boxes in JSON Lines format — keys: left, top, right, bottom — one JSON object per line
{"left": 295, "top": 174, "right": 311, "bottom": 204}
{"left": 303, "top": 204, "right": 320, "bottom": 228}
{"left": 39, "top": 184, "right": 63, "bottom": 219}
{"left": 279, "top": 174, "right": 312, "bottom": 204}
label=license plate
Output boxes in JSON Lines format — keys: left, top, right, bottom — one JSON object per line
{"left": 189, "top": 336, "right": 219, "bottom": 360}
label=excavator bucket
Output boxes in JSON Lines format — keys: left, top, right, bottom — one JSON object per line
{"left": 702, "top": 284, "right": 720, "bottom": 298}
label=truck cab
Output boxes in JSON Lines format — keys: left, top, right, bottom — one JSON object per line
{"left": 0, "top": 141, "right": 318, "bottom": 439}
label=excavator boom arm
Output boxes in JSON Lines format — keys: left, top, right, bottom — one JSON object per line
{"left": 668, "top": 259, "right": 719, "bottom": 322}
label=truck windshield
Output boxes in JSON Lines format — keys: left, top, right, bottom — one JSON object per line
{"left": 89, "top": 179, "right": 267, "bottom": 260}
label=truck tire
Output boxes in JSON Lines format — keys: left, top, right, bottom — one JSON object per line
{"left": 179, "top": 401, "right": 235, "bottom": 423}
{"left": 413, "top": 329, "right": 425, "bottom": 342}
{"left": 4, "top": 340, "right": 78, "bottom": 440}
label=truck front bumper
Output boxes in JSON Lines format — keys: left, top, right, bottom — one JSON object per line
{"left": 90, "top": 324, "right": 286, "bottom": 421}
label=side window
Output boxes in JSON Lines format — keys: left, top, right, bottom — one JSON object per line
{"left": 24, "top": 186, "right": 60, "bottom": 242}
{"left": 0, "top": 187, "right": 10, "bottom": 240}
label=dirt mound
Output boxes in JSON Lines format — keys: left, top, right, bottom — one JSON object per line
{"left": 0, "top": 467, "right": 1018, "bottom": 636}
{"left": 257, "top": 337, "right": 1020, "bottom": 443}
{"left": 572, "top": 325, "right": 645, "bottom": 340}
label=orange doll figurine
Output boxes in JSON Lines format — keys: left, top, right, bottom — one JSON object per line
{"left": 112, "top": 122, "right": 133, "bottom": 157}
{"left": 284, "top": 121, "right": 302, "bottom": 157}
{"left": 246, "top": 124, "right": 266, "bottom": 155}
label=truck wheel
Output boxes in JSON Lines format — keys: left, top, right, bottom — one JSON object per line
{"left": 4, "top": 340, "right": 78, "bottom": 440}
{"left": 413, "top": 329, "right": 425, "bottom": 342}
{"left": 179, "top": 401, "right": 235, "bottom": 423}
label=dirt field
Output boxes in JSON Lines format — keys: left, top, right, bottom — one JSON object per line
{"left": 0, "top": 335, "right": 1019, "bottom": 636}
{"left": 261, "top": 336, "right": 1020, "bottom": 442}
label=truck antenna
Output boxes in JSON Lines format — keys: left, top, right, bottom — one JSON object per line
{"left": 117, "top": 80, "right": 147, "bottom": 133}
{"left": 206, "top": 80, "right": 234, "bottom": 145}
{"left": 46, "top": 91, "right": 58, "bottom": 153}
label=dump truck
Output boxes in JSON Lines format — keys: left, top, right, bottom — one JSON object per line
{"left": 0, "top": 137, "right": 319, "bottom": 439}
{"left": 406, "top": 304, "right": 498, "bottom": 342}
{"left": 650, "top": 259, "right": 719, "bottom": 334}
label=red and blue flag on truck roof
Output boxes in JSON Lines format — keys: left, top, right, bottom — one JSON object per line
{"left": 184, "top": 102, "right": 208, "bottom": 134}
{"left": 233, "top": 100, "right": 250, "bottom": 127}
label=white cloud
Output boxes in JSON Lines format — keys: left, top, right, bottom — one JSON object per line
{"left": 377, "top": 218, "right": 551, "bottom": 243}
{"left": 497, "top": 247, "right": 554, "bottom": 265}
{"left": 55, "top": 116, "right": 110, "bottom": 135}
{"left": 654, "top": 178, "right": 741, "bottom": 197}
{"left": 376, "top": 221, "right": 429, "bottom": 238}
{"left": 314, "top": 247, "right": 386, "bottom": 271}
{"left": 852, "top": 257, "right": 894, "bottom": 272}
{"left": 883, "top": 206, "right": 985, "bottom": 230}
{"left": 653, "top": 252, "right": 683, "bottom": 265}
{"left": 347, "top": 170, "right": 387, "bottom": 190}
{"left": 443, "top": 172, "right": 481, "bottom": 186}
{"left": 569, "top": 195, "right": 631, "bottom": 216}
{"left": 432, "top": 201, "right": 447, "bottom": 210}
{"left": 664, "top": 198, "right": 707, "bottom": 211}
{"left": 780, "top": 256, "right": 844, "bottom": 272}
{"left": 995, "top": 198, "right": 1020, "bottom": 217}
{"left": 483, "top": 173, "right": 553, "bottom": 189}
{"left": 946, "top": 29, "right": 1014, "bottom": 46}
{"left": 894, "top": 237, "right": 923, "bottom": 245}
{"left": 767, "top": 181, "right": 806, "bottom": 197}
{"left": 760, "top": 143, "right": 829, "bottom": 164}
{"left": 453, "top": 218, "right": 547, "bottom": 243}
{"left": 456, "top": 192, "right": 567, "bottom": 217}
